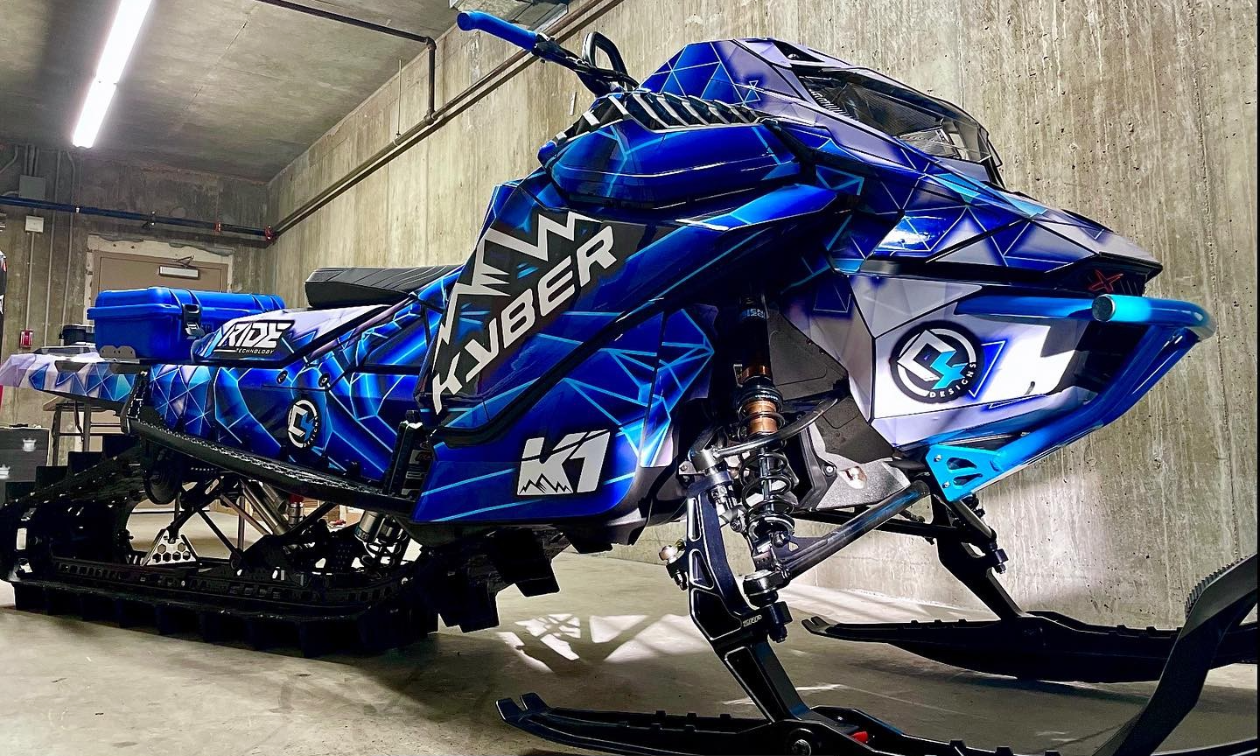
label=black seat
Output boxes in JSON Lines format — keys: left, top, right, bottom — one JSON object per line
{"left": 304, "top": 265, "right": 460, "bottom": 308}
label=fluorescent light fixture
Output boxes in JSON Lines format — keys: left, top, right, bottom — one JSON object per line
{"left": 97, "top": 0, "right": 152, "bottom": 83}
{"left": 72, "top": 82, "right": 117, "bottom": 149}
{"left": 72, "top": 0, "right": 152, "bottom": 148}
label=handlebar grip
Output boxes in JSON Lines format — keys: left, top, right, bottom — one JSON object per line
{"left": 456, "top": 11, "right": 540, "bottom": 52}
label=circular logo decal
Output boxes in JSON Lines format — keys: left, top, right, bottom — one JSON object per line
{"left": 891, "top": 324, "right": 982, "bottom": 403}
{"left": 286, "top": 399, "right": 321, "bottom": 449}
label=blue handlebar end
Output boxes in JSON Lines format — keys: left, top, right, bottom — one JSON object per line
{"left": 456, "top": 11, "right": 540, "bottom": 52}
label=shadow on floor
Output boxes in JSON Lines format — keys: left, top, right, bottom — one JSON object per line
{"left": 0, "top": 552, "right": 1255, "bottom": 756}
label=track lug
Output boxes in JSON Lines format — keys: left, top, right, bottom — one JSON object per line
{"left": 11, "top": 583, "right": 45, "bottom": 611}
{"left": 44, "top": 588, "right": 76, "bottom": 615}
{"left": 112, "top": 599, "right": 145, "bottom": 628}
{"left": 245, "top": 619, "right": 275, "bottom": 650}
{"left": 297, "top": 622, "right": 333, "bottom": 658}
{"left": 197, "top": 611, "right": 228, "bottom": 643}
{"left": 77, "top": 593, "right": 112, "bottom": 621}
{"left": 154, "top": 604, "right": 184, "bottom": 635}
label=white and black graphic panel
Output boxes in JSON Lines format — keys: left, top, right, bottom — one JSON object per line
{"left": 212, "top": 320, "right": 294, "bottom": 357}
{"left": 869, "top": 301, "right": 1090, "bottom": 447}
{"left": 424, "top": 205, "right": 645, "bottom": 414}
{"left": 517, "top": 430, "right": 611, "bottom": 496}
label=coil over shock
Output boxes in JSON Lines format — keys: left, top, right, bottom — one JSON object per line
{"left": 354, "top": 512, "right": 411, "bottom": 570}
{"left": 733, "top": 297, "right": 799, "bottom": 549}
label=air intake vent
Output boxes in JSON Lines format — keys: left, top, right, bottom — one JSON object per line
{"left": 557, "top": 92, "right": 758, "bottom": 144}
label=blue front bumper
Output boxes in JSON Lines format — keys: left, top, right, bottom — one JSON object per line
{"left": 927, "top": 294, "right": 1214, "bottom": 501}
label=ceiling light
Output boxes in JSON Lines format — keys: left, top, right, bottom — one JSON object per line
{"left": 72, "top": 0, "right": 152, "bottom": 148}
{"left": 72, "top": 82, "right": 117, "bottom": 149}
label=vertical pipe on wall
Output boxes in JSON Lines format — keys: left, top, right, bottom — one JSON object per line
{"left": 23, "top": 233, "right": 34, "bottom": 333}
{"left": 59, "top": 154, "right": 79, "bottom": 334}
{"left": 42, "top": 151, "right": 62, "bottom": 344}
{"left": 425, "top": 39, "right": 436, "bottom": 121}
{"left": 21, "top": 145, "right": 37, "bottom": 334}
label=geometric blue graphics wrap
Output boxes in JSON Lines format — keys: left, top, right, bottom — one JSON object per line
{"left": 0, "top": 353, "right": 135, "bottom": 404}
{"left": 414, "top": 309, "right": 712, "bottom": 523}
{"left": 0, "top": 33, "right": 1210, "bottom": 520}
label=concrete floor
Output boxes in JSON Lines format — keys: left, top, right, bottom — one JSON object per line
{"left": 0, "top": 536, "right": 1255, "bottom": 755}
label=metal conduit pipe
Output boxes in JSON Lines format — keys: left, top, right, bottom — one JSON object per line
{"left": 22, "top": 144, "right": 38, "bottom": 333}
{"left": 251, "top": 0, "right": 438, "bottom": 125}
{"left": 24, "top": 234, "right": 35, "bottom": 332}
{"left": 252, "top": 0, "right": 435, "bottom": 45}
{"left": 0, "top": 145, "right": 20, "bottom": 179}
{"left": 251, "top": 0, "right": 439, "bottom": 152}
{"left": 426, "top": 38, "right": 437, "bottom": 123}
{"left": 58, "top": 153, "right": 79, "bottom": 336}
{"left": 42, "top": 151, "right": 62, "bottom": 345}
{"left": 269, "top": 0, "right": 628, "bottom": 240}
{"left": 0, "top": 195, "right": 271, "bottom": 239}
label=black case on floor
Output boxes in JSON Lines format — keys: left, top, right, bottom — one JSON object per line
{"left": 0, "top": 426, "right": 50, "bottom": 503}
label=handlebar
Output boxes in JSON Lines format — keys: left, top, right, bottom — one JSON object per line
{"left": 456, "top": 11, "right": 539, "bottom": 52}
{"left": 456, "top": 10, "right": 639, "bottom": 96}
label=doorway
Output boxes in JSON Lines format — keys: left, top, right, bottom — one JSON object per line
{"left": 91, "top": 249, "right": 229, "bottom": 297}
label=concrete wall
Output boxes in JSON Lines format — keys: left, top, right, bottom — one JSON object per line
{"left": 267, "top": 0, "right": 1256, "bottom": 626}
{"left": 0, "top": 147, "right": 272, "bottom": 428}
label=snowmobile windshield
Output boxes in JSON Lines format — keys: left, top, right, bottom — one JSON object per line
{"left": 801, "top": 70, "right": 1003, "bottom": 185}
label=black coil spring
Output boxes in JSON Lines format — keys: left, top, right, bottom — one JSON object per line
{"left": 737, "top": 448, "right": 796, "bottom": 506}
{"left": 364, "top": 520, "right": 410, "bottom": 569}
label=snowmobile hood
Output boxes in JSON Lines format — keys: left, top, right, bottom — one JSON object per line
{"left": 629, "top": 38, "right": 1161, "bottom": 276}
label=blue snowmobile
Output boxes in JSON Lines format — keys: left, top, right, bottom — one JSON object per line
{"left": 1, "top": 12, "right": 1253, "bottom": 756}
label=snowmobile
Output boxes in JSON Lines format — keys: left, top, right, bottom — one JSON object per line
{"left": 1, "top": 11, "right": 1254, "bottom": 756}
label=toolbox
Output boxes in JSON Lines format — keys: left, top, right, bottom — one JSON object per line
{"left": 88, "top": 287, "right": 286, "bottom": 362}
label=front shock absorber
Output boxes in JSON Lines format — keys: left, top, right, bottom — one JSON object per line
{"left": 733, "top": 297, "right": 798, "bottom": 548}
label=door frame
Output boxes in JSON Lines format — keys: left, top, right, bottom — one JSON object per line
{"left": 90, "top": 249, "right": 230, "bottom": 300}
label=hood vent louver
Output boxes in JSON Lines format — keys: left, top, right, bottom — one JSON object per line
{"left": 556, "top": 92, "right": 758, "bottom": 145}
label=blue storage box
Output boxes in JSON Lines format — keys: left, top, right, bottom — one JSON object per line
{"left": 88, "top": 288, "right": 286, "bottom": 362}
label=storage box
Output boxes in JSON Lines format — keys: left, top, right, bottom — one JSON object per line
{"left": 88, "top": 288, "right": 286, "bottom": 362}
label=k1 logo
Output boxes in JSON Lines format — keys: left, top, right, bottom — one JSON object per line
{"left": 891, "top": 324, "right": 982, "bottom": 403}
{"left": 286, "top": 399, "right": 320, "bottom": 449}
{"left": 517, "top": 430, "right": 611, "bottom": 496}
{"left": 213, "top": 320, "right": 293, "bottom": 357}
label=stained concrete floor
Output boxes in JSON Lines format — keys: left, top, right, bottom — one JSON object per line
{"left": 0, "top": 538, "right": 1255, "bottom": 755}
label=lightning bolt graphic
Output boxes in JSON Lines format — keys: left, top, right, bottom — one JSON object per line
{"left": 930, "top": 349, "right": 966, "bottom": 389}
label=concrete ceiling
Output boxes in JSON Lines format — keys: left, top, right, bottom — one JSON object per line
{"left": 0, "top": 0, "right": 457, "bottom": 181}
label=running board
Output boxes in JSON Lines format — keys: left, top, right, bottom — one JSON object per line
{"left": 801, "top": 611, "right": 1257, "bottom": 683}
{"left": 129, "top": 416, "right": 415, "bottom": 513}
